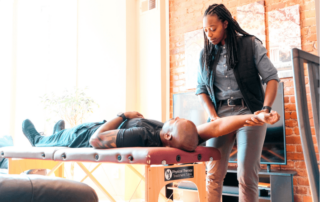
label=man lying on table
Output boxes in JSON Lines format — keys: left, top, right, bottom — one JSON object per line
{"left": 22, "top": 111, "right": 280, "bottom": 151}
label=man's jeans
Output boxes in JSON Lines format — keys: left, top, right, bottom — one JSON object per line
{"left": 206, "top": 104, "right": 267, "bottom": 202}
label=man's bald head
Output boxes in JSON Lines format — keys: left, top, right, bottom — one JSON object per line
{"left": 161, "top": 117, "right": 199, "bottom": 151}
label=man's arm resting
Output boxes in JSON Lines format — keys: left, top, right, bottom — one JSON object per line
{"left": 89, "top": 111, "right": 144, "bottom": 149}
{"left": 90, "top": 129, "right": 119, "bottom": 149}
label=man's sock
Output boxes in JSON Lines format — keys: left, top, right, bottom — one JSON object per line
{"left": 53, "top": 120, "right": 65, "bottom": 134}
{"left": 22, "top": 119, "right": 42, "bottom": 147}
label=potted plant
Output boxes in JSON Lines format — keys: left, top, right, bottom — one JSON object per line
{"left": 40, "top": 87, "right": 99, "bottom": 128}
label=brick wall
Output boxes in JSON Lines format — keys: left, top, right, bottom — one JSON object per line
{"left": 169, "top": 0, "right": 318, "bottom": 201}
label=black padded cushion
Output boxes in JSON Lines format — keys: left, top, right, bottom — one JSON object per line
{"left": 0, "top": 174, "right": 98, "bottom": 202}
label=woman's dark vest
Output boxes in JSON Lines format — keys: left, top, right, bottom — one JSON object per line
{"left": 213, "top": 36, "right": 265, "bottom": 113}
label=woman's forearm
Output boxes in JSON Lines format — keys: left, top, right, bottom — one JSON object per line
{"left": 198, "top": 93, "right": 219, "bottom": 119}
{"left": 263, "top": 80, "right": 278, "bottom": 108}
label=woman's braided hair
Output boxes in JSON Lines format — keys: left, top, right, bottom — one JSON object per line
{"left": 202, "top": 4, "right": 253, "bottom": 73}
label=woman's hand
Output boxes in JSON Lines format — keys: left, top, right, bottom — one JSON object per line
{"left": 124, "top": 111, "right": 144, "bottom": 119}
{"left": 256, "top": 111, "right": 280, "bottom": 125}
{"left": 244, "top": 111, "right": 280, "bottom": 126}
{"left": 243, "top": 110, "right": 266, "bottom": 126}
{"left": 210, "top": 116, "right": 220, "bottom": 122}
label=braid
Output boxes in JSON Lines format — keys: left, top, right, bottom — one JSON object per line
{"left": 202, "top": 4, "right": 254, "bottom": 74}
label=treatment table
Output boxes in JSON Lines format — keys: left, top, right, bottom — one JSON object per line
{"left": 1, "top": 146, "right": 220, "bottom": 202}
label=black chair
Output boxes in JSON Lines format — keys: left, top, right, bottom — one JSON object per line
{"left": 0, "top": 174, "right": 98, "bottom": 202}
{"left": 292, "top": 48, "right": 319, "bottom": 202}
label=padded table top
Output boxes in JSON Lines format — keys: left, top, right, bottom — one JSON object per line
{"left": 55, "top": 146, "right": 220, "bottom": 165}
{"left": 1, "top": 146, "right": 220, "bottom": 165}
{"left": 1, "top": 146, "right": 68, "bottom": 160}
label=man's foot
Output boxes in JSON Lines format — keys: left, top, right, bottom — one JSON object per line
{"left": 256, "top": 111, "right": 280, "bottom": 125}
{"left": 53, "top": 120, "right": 65, "bottom": 134}
{"left": 22, "top": 119, "right": 41, "bottom": 146}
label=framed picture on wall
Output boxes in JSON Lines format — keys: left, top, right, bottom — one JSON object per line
{"left": 268, "top": 5, "right": 301, "bottom": 78}
{"left": 184, "top": 29, "right": 204, "bottom": 89}
{"left": 237, "top": 1, "right": 266, "bottom": 46}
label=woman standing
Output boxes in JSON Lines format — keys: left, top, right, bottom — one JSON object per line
{"left": 196, "top": 4, "right": 279, "bottom": 202}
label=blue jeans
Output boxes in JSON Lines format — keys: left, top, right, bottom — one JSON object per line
{"left": 206, "top": 104, "right": 267, "bottom": 202}
{"left": 0, "top": 136, "right": 13, "bottom": 169}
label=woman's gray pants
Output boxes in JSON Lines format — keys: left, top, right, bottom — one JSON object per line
{"left": 206, "top": 104, "right": 267, "bottom": 202}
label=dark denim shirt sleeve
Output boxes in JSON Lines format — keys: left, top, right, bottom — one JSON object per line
{"left": 254, "top": 39, "right": 280, "bottom": 84}
{"left": 195, "top": 51, "right": 209, "bottom": 95}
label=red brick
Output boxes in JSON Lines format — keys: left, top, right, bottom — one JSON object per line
{"left": 286, "top": 144, "right": 296, "bottom": 152}
{"left": 286, "top": 136, "right": 301, "bottom": 144}
{"left": 310, "top": 118, "right": 314, "bottom": 127}
{"left": 281, "top": 160, "right": 294, "bottom": 169}
{"left": 294, "top": 127, "right": 300, "bottom": 135}
{"left": 306, "top": 34, "right": 317, "bottom": 41}
{"left": 170, "top": 48, "right": 180, "bottom": 55}
{"left": 173, "top": 80, "right": 185, "bottom": 86}
{"left": 294, "top": 186, "right": 308, "bottom": 194}
{"left": 306, "top": 94, "right": 311, "bottom": 102}
{"left": 284, "top": 96, "right": 289, "bottom": 103}
{"left": 313, "top": 136, "right": 318, "bottom": 145}
{"left": 294, "top": 195, "right": 303, "bottom": 202}
{"left": 310, "top": 26, "right": 317, "bottom": 33}
{"left": 287, "top": 152, "right": 305, "bottom": 160}
{"left": 286, "top": 128, "right": 293, "bottom": 135}
{"left": 302, "top": 44, "right": 314, "bottom": 52}
{"left": 295, "top": 161, "right": 306, "bottom": 169}
{"left": 283, "top": 79, "right": 293, "bottom": 87}
{"left": 172, "top": 67, "right": 185, "bottom": 74}
{"left": 296, "top": 169, "right": 308, "bottom": 177}
{"left": 290, "top": 112, "right": 297, "bottom": 119}
{"left": 301, "top": 10, "right": 316, "bottom": 19}
{"left": 302, "top": 18, "right": 316, "bottom": 27}
{"left": 305, "top": 84, "right": 310, "bottom": 94}
{"left": 274, "top": 2, "right": 286, "bottom": 10}
{"left": 285, "top": 103, "right": 296, "bottom": 111}
{"left": 289, "top": 96, "right": 296, "bottom": 103}
{"left": 298, "top": 177, "right": 309, "bottom": 186}
{"left": 303, "top": 195, "right": 313, "bottom": 202}
{"left": 172, "top": 74, "right": 179, "bottom": 81}
{"left": 284, "top": 87, "right": 294, "bottom": 95}
{"left": 285, "top": 119, "right": 298, "bottom": 127}
{"left": 308, "top": 110, "right": 314, "bottom": 119}
{"left": 293, "top": 176, "right": 298, "bottom": 185}
{"left": 285, "top": 112, "right": 291, "bottom": 119}
{"left": 311, "top": 127, "right": 315, "bottom": 136}
{"left": 301, "top": 2, "right": 316, "bottom": 11}
{"left": 301, "top": 27, "right": 309, "bottom": 36}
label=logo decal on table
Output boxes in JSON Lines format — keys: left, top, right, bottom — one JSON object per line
{"left": 164, "top": 166, "right": 194, "bottom": 181}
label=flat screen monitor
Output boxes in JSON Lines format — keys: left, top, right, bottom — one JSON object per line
{"left": 173, "top": 82, "right": 286, "bottom": 165}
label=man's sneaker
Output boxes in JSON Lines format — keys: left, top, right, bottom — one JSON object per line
{"left": 53, "top": 120, "right": 65, "bottom": 134}
{"left": 22, "top": 119, "right": 41, "bottom": 146}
